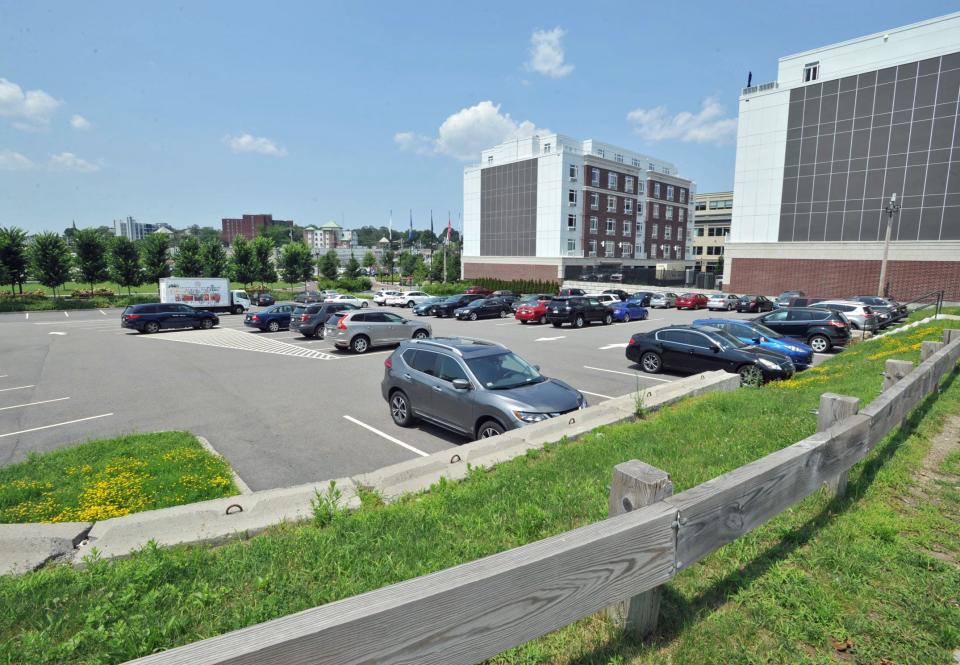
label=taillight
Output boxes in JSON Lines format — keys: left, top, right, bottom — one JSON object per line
{"left": 337, "top": 316, "right": 348, "bottom": 330}
{"left": 300, "top": 314, "right": 309, "bottom": 321}
{"left": 828, "top": 319, "right": 846, "bottom": 327}
{"left": 125, "top": 314, "right": 140, "bottom": 320}
{"left": 384, "top": 356, "right": 393, "bottom": 369}
{"left": 628, "top": 337, "right": 637, "bottom": 345}
{"left": 251, "top": 315, "right": 259, "bottom": 321}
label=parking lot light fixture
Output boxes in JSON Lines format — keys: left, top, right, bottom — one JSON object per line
{"left": 878, "top": 193, "right": 900, "bottom": 297}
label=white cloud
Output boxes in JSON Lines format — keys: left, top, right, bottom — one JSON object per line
{"left": 0, "top": 77, "right": 62, "bottom": 129}
{"left": 223, "top": 133, "right": 287, "bottom": 157}
{"left": 626, "top": 96, "right": 737, "bottom": 144}
{"left": 49, "top": 152, "right": 101, "bottom": 173}
{"left": 526, "top": 28, "right": 574, "bottom": 78}
{"left": 395, "top": 101, "right": 548, "bottom": 161}
{"left": 70, "top": 114, "right": 91, "bottom": 130}
{"left": 0, "top": 149, "right": 33, "bottom": 170}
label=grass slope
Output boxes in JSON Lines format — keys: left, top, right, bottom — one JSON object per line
{"left": 0, "top": 324, "right": 958, "bottom": 663}
{"left": 0, "top": 432, "right": 238, "bottom": 523}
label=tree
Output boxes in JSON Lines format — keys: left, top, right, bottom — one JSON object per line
{"left": 280, "top": 242, "right": 314, "bottom": 286}
{"left": 344, "top": 254, "right": 361, "bottom": 279}
{"left": 251, "top": 236, "right": 278, "bottom": 286}
{"left": 109, "top": 236, "right": 142, "bottom": 295}
{"left": 381, "top": 250, "right": 395, "bottom": 276}
{"left": 30, "top": 232, "right": 72, "bottom": 297}
{"left": 398, "top": 250, "right": 418, "bottom": 276}
{"left": 0, "top": 226, "right": 29, "bottom": 294}
{"left": 411, "top": 255, "right": 428, "bottom": 285}
{"left": 199, "top": 239, "right": 228, "bottom": 278}
{"left": 230, "top": 236, "right": 257, "bottom": 286}
{"left": 362, "top": 251, "right": 377, "bottom": 271}
{"left": 429, "top": 251, "right": 444, "bottom": 282}
{"left": 73, "top": 228, "right": 109, "bottom": 291}
{"left": 140, "top": 233, "right": 171, "bottom": 283}
{"left": 318, "top": 249, "right": 340, "bottom": 280}
{"left": 174, "top": 236, "right": 203, "bottom": 276}
{"left": 187, "top": 225, "right": 223, "bottom": 244}
{"left": 259, "top": 224, "right": 302, "bottom": 248}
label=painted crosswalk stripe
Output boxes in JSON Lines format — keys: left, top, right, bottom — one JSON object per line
{"left": 138, "top": 328, "right": 340, "bottom": 359}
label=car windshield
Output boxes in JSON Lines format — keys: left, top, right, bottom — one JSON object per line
{"left": 749, "top": 323, "right": 783, "bottom": 340}
{"left": 711, "top": 329, "right": 747, "bottom": 350}
{"left": 519, "top": 295, "right": 542, "bottom": 303}
{"left": 443, "top": 296, "right": 463, "bottom": 303}
{"left": 739, "top": 295, "right": 756, "bottom": 300}
{"left": 680, "top": 293, "right": 696, "bottom": 298}
{"left": 466, "top": 352, "right": 545, "bottom": 390}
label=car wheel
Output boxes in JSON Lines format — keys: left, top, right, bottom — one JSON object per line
{"left": 144, "top": 321, "right": 160, "bottom": 334}
{"left": 389, "top": 391, "right": 415, "bottom": 427}
{"left": 469, "top": 312, "right": 478, "bottom": 321}
{"left": 574, "top": 315, "right": 585, "bottom": 328}
{"left": 849, "top": 322, "right": 860, "bottom": 330}
{"left": 520, "top": 319, "right": 527, "bottom": 324}
{"left": 313, "top": 327, "right": 324, "bottom": 339}
{"left": 407, "top": 301, "right": 416, "bottom": 308}
{"left": 738, "top": 364, "right": 764, "bottom": 387}
{"left": 200, "top": 318, "right": 214, "bottom": 330}
{"left": 623, "top": 313, "right": 631, "bottom": 323}
{"left": 603, "top": 313, "right": 613, "bottom": 325}
{"left": 362, "top": 301, "right": 368, "bottom": 308}
{"left": 477, "top": 420, "right": 505, "bottom": 440}
{"left": 808, "top": 334, "right": 831, "bottom": 353}
{"left": 538, "top": 314, "right": 547, "bottom": 325}
{"left": 642, "top": 310, "right": 648, "bottom": 320}
{"left": 552, "top": 322, "right": 562, "bottom": 328}
{"left": 232, "top": 305, "right": 243, "bottom": 315}
{"left": 640, "top": 351, "right": 662, "bottom": 374}
{"left": 267, "top": 320, "right": 280, "bottom": 333}
{"left": 413, "top": 329, "right": 429, "bottom": 340}
{"left": 351, "top": 335, "right": 370, "bottom": 354}
{"left": 499, "top": 309, "right": 507, "bottom": 318}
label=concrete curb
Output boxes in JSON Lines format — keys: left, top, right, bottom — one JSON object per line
{"left": 0, "top": 522, "right": 91, "bottom": 575}
{"left": 196, "top": 435, "right": 253, "bottom": 495}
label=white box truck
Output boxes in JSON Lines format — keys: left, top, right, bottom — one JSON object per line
{"left": 158, "top": 278, "right": 251, "bottom": 314}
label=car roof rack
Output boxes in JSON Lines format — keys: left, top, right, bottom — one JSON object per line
{"left": 411, "top": 337, "right": 504, "bottom": 356}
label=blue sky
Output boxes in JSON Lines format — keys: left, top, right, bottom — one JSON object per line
{"left": 1, "top": 1, "right": 957, "bottom": 234}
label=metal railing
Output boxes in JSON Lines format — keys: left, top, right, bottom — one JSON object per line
{"left": 741, "top": 81, "right": 779, "bottom": 96}
{"left": 900, "top": 289, "right": 945, "bottom": 318}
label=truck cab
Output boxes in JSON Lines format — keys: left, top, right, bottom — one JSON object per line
{"left": 231, "top": 290, "right": 251, "bottom": 313}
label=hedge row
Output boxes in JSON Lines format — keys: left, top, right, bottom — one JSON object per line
{"left": 418, "top": 278, "right": 561, "bottom": 297}
{"left": 0, "top": 294, "right": 160, "bottom": 312}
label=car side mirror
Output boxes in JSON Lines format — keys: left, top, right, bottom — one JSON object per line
{"left": 752, "top": 336, "right": 762, "bottom": 344}
{"left": 712, "top": 344, "right": 721, "bottom": 353}
{"left": 452, "top": 378, "right": 471, "bottom": 390}
{"left": 532, "top": 364, "right": 540, "bottom": 372}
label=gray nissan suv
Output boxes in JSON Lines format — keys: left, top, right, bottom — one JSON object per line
{"left": 326, "top": 310, "right": 432, "bottom": 353}
{"left": 381, "top": 337, "right": 586, "bottom": 440}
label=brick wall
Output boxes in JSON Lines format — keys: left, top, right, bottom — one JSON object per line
{"left": 462, "top": 262, "right": 560, "bottom": 282}
{"left": 728, "top": 258, "right": 960, "bottom": 301}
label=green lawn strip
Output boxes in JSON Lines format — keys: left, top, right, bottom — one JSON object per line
{"left": 0, "top": 324, "right": 956, "bottom": 663}
{"left": 0, "top": 432, "right": 238, "bottom": 524}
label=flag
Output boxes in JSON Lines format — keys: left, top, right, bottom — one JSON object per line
{"left": 430, "top": 210, "right": 434, "bottom": 238}
{"left": 407, "top": 209, "right": 414, "bottom": 243}
{"left": 447, "top": 212, "right": 452, "bottom": 243}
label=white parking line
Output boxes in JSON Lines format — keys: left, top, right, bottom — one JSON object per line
{"left": 0, "top": 397, "right": 70, "bottom": 412}
{"left": 583, "top": 366, "right": 673, "bottom": 382}
{"left": 342, "top": 415, "right": 429, "bottom": 457}
{"left": 0, "top": 385, "right": 34, "bottom": 392}
{"left": 24, "top": 312, "right": 28, "bottom": 320}
{"left": 99, "top": 309, "right": 107, "bottom": 316}
{"left": 0, "top": 413, "right": 113, "bottom": 439}
{"left": 535, "top": 336, "right": 566, "bottom": 342}
{"left": 598, "top": 343, "right": 629, "bottom": 350}
{"left": 579, "top": 389, "right": 614, "bottom": 400}
{"left": 0, "top": 375, "right": 6, "bottom": 378}
{"left": 64, "top": 311, "right": 69, "bottom": 318}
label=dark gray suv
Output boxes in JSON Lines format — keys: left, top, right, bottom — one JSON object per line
{"left": 381, "top": 338, "right": 586, "bottom": 440}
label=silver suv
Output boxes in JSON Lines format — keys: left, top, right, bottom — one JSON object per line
{"left": 813, "top": 300, "right": 880, "bottom": 332}
{"left": 325, "top": 310, "right": 432, "bottom": 353}
{"left": 381, "top": 338, "right": 585, "bottom": 440}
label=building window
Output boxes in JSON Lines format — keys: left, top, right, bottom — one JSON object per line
{"left": 631, "top": 158, "right": 641, "bottom": 167}
{"left": 588, "top": 239, "right": 597, "bottom": 255}
{"left": 696, "top": 227, "right": 704, "bottom": 236}
{"left": 653, "top": 182, "right": 661, "bottom": 199}
{"left": 544, "top": 142, "right": 552, "bottom": 154}
{"left": 608, "top": 173, "right": 618, "bottom": 189}
{"left": 648, "top": 162, "right": 655, "bottom": 171}
{"left": 695, "top": 201, "right": 706, "bottom": 211}
{"left": 636, "top": 220, "right": 643, "bottom": 235}
{"left": 591, "top": 168, "right": 600, "bottom": 186}
{"left": 569, "top": 164, "right": 577, "bottom": 181}
{"left": 567, "top": 238, "right": 576, "bottom": 252}
{"left": 605, "top": 241, "right": 615, "bottom": 257}
{"left": 596, "top": 148, "right": 605, "bottom": 158}
{"left": 803, "top": 61, "right": 819, "bottom": 82}
{"left": 589, "top": 216, "right": 598, "bottom": 233}
{"left": 615, "top": 154, "right": 623, "bottom": 163}
{"left": 625, "top": 176, "right": 634, "bottom": 193}
{"left": 624, "top": 199, "right": 633, "bottom": 214}
{"left": 568, "top": 189, "right": 577, "bottom": 206}
{"left": 638, "top": 181, "right": 644, "bottom": 194}
{"left": 695, "top": 246, "right": 703, "bottom": 255}
{"left": 666, "top": 185, "right": 675, "bottom": 201}
{"left": 567, "top": 214, "right": 577, "bottom": 230}
{"left": 622, "top": 242, "right": 632, "bottom": 257}
{"left": 652, "top": 204, "right": 660, "bottom": 220}
{"left": 679, "top": 189, "right": 686, "bottom": 203}
{"left": 651, "top": 224, "right": 658, "bottom": 238}
{"left": 664, "top": 225, "right": 672, "bottom": 240}
{"left": 666, "top": 206, "right": 673, "bottom": 221}
{"left": 650, "top": 243, "right": 658, "bottom": 258}
{"left": 678, "top": 227, "right": 684, "bottom": 241}
{"left": 607, "top": 195, "right": 617, "bottom": 212}
{"left": 487, "top": 156, "right": 493, "bottom": 164}
{"left": 590, "top": 192, "right": 599, "bottom": 210}
{"left": 606, "top": 218, "right": 616, "bottom": 235}
{"left": 623, "top": 220, "right": 631, "bottom": 235}
{"left": 662, "top": 167, "right": 671, "bottom": 175}
{"left": 679, "top": 209, "right": 685, "bottom": 223}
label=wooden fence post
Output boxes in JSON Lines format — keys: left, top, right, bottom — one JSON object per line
{"left": 607, "top": 460, "right": 673, "bottom": 640}
{"left": 883, "top": 359, "right": 914, "bottom": 391}
{"left": 920, "top": 341, "right": 945, "bottom": 362}
{"left": 943, "top": 328, "right": 960, "bottom": 345}
{"left": 816, "top": 393, "right": 860, "bottom": 498}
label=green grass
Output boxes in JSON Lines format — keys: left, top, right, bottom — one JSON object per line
{"left": 0, "top": 324, "right": 958, "bottom": 663}
{"left": 0, "top": 432, "right": 239, "bottom": 524}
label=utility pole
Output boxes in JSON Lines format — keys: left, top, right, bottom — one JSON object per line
{"left": 878, "top": 193, "right": 900, "bottom": 297}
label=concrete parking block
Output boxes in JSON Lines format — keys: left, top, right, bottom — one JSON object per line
{"left": 0, "top": 522, "right": 91, "bottom": 575}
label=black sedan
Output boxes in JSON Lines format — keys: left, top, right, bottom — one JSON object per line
{"left": 454, "top": 297, "right": 512, "bottom": 320}
{"left": 602, "top": 289, "right": 630, "bottom": 301}
{"left": 433, "top": 294, "right": 484, "bottom": 317}
{"left": 736, "top": 294, "right": 774, "bottom": 313}
{"left": 625, "top": 325, "right": 795, "bottom": 386}
{"left": 250, "top": 291, "right": 276, "bottom": 306}
{"left": 121, "top": 303, "right": 218, "bottom": 333}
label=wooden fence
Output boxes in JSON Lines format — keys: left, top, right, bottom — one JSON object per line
{"left": 128, "top": 329, "right": 960, "bottom": 665}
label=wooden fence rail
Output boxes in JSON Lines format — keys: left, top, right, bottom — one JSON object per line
{"left": 128, "top": 330, "right": 960, "bottom": 665}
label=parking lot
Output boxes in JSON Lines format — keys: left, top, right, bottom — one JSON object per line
{"left": 0, "top": 302, "right": 826, "bottom": 491}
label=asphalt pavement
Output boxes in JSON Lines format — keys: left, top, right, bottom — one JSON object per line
{"left": 0, "top": 302, "right": 815, "bottom": 491}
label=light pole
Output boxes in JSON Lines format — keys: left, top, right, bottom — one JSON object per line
{"left": 877, "top": 193, "right": 900, "bottom": 297}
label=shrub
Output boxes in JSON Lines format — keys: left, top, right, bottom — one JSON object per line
{"left": 336, "top": 277, "right": 372, "bottom": 292}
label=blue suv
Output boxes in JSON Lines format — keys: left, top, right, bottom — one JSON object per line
{"left": 121, "top": 303, "right": 218, "bottom": 333}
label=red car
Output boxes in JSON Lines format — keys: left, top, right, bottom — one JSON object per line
{"left": 514, "top": 296, "right": 553, "bottom": 324}
{"left": 464, "top": 285, "right": 494, "bottom": 296}
{"left": 675, "top": 293, "right": 709, "bottom": 310}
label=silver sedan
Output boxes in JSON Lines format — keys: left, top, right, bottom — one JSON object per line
{"left": 649, "top": 292, "right": 678, "bottom": 308}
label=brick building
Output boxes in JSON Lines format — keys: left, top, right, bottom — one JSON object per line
{"left": 221, "top": 214, "right": 293, "bottom": 245}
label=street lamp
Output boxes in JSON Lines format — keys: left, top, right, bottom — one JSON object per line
{"left": 878, "top": 193, "right": 900, "bottom": 297}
